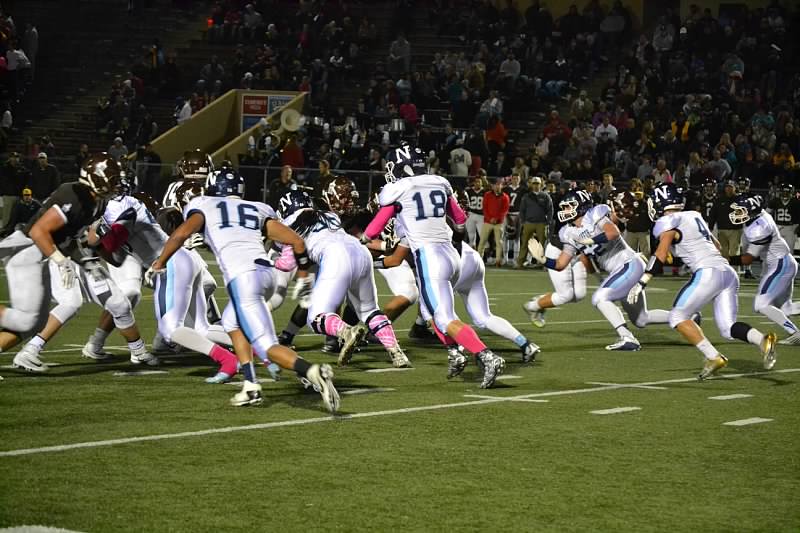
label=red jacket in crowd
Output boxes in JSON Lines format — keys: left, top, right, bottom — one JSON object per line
{"left": 483, "top": 190, "right": 509, "bottom": 224}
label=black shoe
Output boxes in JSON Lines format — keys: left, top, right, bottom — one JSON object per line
{"left": 743, "top": 271, "right": 757, "bottom": 280}
{"left": 278, "top": 331, "right": 295, "bottom": 348}
{"left": 408, "top": 323, "right": 438, "bottom": 343}
{"left": 321, "top": 335, "right": 341, "bottom": 353}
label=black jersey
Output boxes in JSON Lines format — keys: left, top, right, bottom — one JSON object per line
{"left": 23, "top": 182, "right": 107, "bottom": 247}
{"left": 549, "top": 216, "right": 566, "bottom": 248}
{"left": 504, "top": 185, "right": 523, "bottom": 213}
{"left": 465, "top": 187, "right": 485, "bottom": 215}
{"left": 699, "top": 193, "right": 716, "bottom": 224}
{"left": 768, "top": 198, "right": 800, "bottom": 226}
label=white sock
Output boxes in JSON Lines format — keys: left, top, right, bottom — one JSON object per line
{"left": 90, "top": 327, "right": 110, "bottom": 347}
{"left": 642, "top": 309, "right": 670, "bottom": 324}
{"left": 696, "top": 338, "right": 718, "bottom": 359}
{"left": 746, "top": 328, "right": 764, "bottom": 346}
{"left": 206, "top": 324, "right": 233, "bottom": 347}
{"left": 128, "top": 338, "right": 146, "bottom": 355}
{"left": 760, "top": 305, "right": 798, "bottom": 334}
{"left": 415, "top": 314, "right": 426, "bottom": 326}
{"left": 596, "top": 300, "right": 627, "bottom": 333}
{"left": 171, "top": 326, "right": 214, "bottom": 356}
{"left": 485, "top": 315, "right": 525, "bottom": 345}
{"left": 28, "top": 335, "right": 46, "bottom": 352}
{"left": 527, "top": 297, "right": 542, "bottom": 311}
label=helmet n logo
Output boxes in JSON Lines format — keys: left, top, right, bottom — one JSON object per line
{"left": 394, "top": 146, "right": 412, "bottom": 161}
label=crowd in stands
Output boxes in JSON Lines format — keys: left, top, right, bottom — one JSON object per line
{"left": 0, "top": 7, "right": 37, "bottom": 152}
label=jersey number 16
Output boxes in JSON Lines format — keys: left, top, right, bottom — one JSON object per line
{"left": 217, "top": 201, "right": 260, "bottom": 230}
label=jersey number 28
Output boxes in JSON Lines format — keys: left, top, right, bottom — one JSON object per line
{"left": 412, "top": 190, "right": 447, "bottom": 220}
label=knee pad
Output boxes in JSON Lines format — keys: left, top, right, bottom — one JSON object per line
{"left": 267, "top": 290, "right": 286, "bottom": 312}
{"left": 107, "top": 292, "right": 135, "bottom": 330}
{"left": 50, "top": 303, "right": 81, "bottom": 325}
{"left": 124, "top": 287, "right": 142, "bottom": 309}
{"left": 551, "top": 289, "right": 575, "bottom": 307}
{"left": 221, "top": 303, "right": 239, "bottom": 333}
{"left": 573, "top": 283, "right": 587, "bottom": 302}
{"left": 591, "top": 289, "right": 611, "bottom": 308}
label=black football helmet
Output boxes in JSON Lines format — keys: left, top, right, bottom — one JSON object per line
{"left": 557, "top": 189, "right": 594, "bottom": 223}
{"left": 384, "top": 144, "right": 426, "bottom": 183}
{"left": 648, "top": 182, "right": 685, "bottom": 220}
{"left": 736, "top": 176, "right": 751, "bottom": 194}
{"left": 702, "top": 178, "right": 716, "bottom": 197}
{"left": 779, "top": 183, "right": 794, "bottom": 203}
{"left": 729, "top": 194, "right": 764, "bottom": 225}
{"left": 178, "top": 149, "right": 214, "bottom": 181}
{"left": 278, "top": 189, "right": 313, "bottom": 219}
{"left": 80, "top": 153, "right": 122, "bottom": 198}
{"left": 612, "top": 191, "right": 638, "bottom": 223}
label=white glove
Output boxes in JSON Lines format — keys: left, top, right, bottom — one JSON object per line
{"left": 291, "top": 273, "right": 315, "bottom": 308}
{"left": 576, "top": 237, "right": 596, "bottom": 246}
{"left": 627, "top": 282, "right": 644, "bottom": 305}
{"left": 144, "top": 264, "right": 166, "bottom": 289}
{"left": 49, "top": 250, "right": 77, "bottom": 289}
{"left": 527, "top": 237, "right": 545, "bottom": 264}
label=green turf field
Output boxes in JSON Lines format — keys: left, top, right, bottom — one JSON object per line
{"left": 1, "top": 264, "right": 798, "bottom": 532}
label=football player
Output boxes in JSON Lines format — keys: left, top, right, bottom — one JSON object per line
{"left": 276, "top": 180, "right": 410, "bottom": 369}
{"left": 464, "top": 176, "right": 485, "bottom": 248}
{"left": 148, "top": 167, "right": 340, "bottom": 411}
{"left": 522, "top": 198, "right": 589, "bottom": 328}
{"left": 0, "top": 154, "right": 157, "bottom": 372}
{"left": 628, "top": 183, "right": 778, "bottom": 379}
{"left": 729, "top": 194, "right": 800, "bottom": 344}
{"left": 528, "top": 189, "right": 670, "bottom": 351}
{"left": 375, "top": 234, "right": 541, "bottom": 364}
{"left": 162, "top": 149, "right": 214, "bottom": 209}
{"left": 361, "top": 145, "right": 506, "bottom": 388}
{"left": 767, "top": 183, "right": 800, "bottom": 254}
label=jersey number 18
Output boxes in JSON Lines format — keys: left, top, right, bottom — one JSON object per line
{"left": 412, "top": 190, "right": 447, "bottom": 220}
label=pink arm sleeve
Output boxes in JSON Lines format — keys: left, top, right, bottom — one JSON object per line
{"left": 446, "top": 196, "right": 467, "bottom": 226}
{"left": 274, "top": 244, "right": 297, "bottom": 272}
{"left": 364, "top": 205, "right": 398, "bottom": 240}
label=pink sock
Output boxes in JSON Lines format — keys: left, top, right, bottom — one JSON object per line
{"left": 209, "top": 344, "right": 238, "bottom": 376}
{"left": 322, "top": 313, "right": 347, "bottom": 337}
{"left": 432, "top": 323, "right": 456, "bottom": 346}
{"left": 453, "top": 326, "right": 487, "bottom": 354}
{"left": 367, "top": 313, "right": 398, "bottom": 348}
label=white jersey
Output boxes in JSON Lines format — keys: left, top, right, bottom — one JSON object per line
{"left": 743, "top": 211, "right": 792, "bottom": 266}
{"left": 185, "top": 196, "right": 276, "bottom": 283}
{"left": 653, "top": 210, "right": 729, "bottom": 272}
{"left": 378, "top": 174, "right": 454, "bottom": 251}
{"left": 162, "top": 180, "right": 185, "bottom": 209}
{"left": 559, "top": 204, "right": 634, "bottom": 273}
{"left": 103, "top": 195, "right": 167, "bottom": 266}
{"left": 282, "top": 209, "right": 355, "bottom": 264}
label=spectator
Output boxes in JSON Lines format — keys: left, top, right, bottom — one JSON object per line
{"left": 622, "top": 180, "right": 652, "bottom": 256}
{"left": 652, "top": 158, "right": 672, "bottom": 183}
{"left": 137, "top": 143, "right": 162, "bottom": 195}
{"left": 241, "top": 3, "right": 264, "bottom": 42}
{"left": 267, "top": 165, "right": 297, "bottom": 208}
{"left": 704, "top": 149, "right": 732, "bottom": 181}
{"left": 108, "top": 137, "right": 129, "bottom": 162}
{"left": 516, "top": 176, "right": 553, "bottom": 269}
{"left": 598, "top": 173, "right": 617, "bottom": 203}
{"left": 388, "top": 33, "right": 411, "bottom": 79}
{"left": 21, "top": 23, "right": 38, "bottom": 76}
{"left": 29, "top": 152, "right": 60, "bottom": 201}
{"left": 478, "top": 178, "right": 510, "bottom": 267}
{"left": 1, "top": 187, "right": 39, "bottom": 237}
{"left": 449, "top": 138, "right": 472, "bottom": 177}
{"left": 175, "top": 97, "right": 192, "bottom": 125}
{"left": 200, "top": 55, "right": 225, "bottom": 86}
{"left": 0, "top": 152, "right": 28, "bottom": 227}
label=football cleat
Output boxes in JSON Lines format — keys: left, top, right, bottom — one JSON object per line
{"left": 321, "top": 335, "right": 341, "bottom": 354}
{"left": 337, "top": 324, "right": 368, "bottom": 367}
{"left": 266, "top": 362, "right": 282, "bottom": 381}
{"left": 81, "top": 342, "right": 113, "bottom": 361}
{"left": 446, "top": 345, "right": 468, "bottom": 379}
{"left": 778, "top": 331, "right": 800, "bottom": 345}
{"left": 12, "top": 346, "right": 47, "bottom": 373}
{"left": 205, "top": 371, "right": 233, "bottom": 384}
{"left": 151, "top": 334, "right": 181, "bottom": 354}
{"left": 130, "top": 351, "right": 159, "bottom": 366}
{"left": 523, "top": 299, "right": 546, "bottom": 327}
{"left": 605, "top": 337, "right": 641, "bottom": 351}
{"left": 477, "top": 349, "right": 505, "bottom": 389}
{"left": 277, "top": 331, "right": 295, "bottom": 349}
{"left": 760, "top": 332, "right": 777, "bottom": 370}
{"left": 230, "top": 380, "right": 263, "bottom": 406}
{"left": 521, "top": 341, "right": 540, "bottom": 363}
{"left": 304, "top": 363, "right": 340, "bottom": 413}
{"left": 408, "top": 323, "right": 438, "bottom": 343}
{"left": 387, "top": 345, "right": 411, "bottom": 368}
{"left": 698, "top": 354, "right": 728, "bottom": 381}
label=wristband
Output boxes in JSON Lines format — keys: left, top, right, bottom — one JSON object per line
{"left": 544, "top": 257, "right": 557, "bottom": 270}
{"left": 50, "top": 249, "right": 67, "bottom": 263}
{"left": 373, "top": 258, "right": 386, "bottom": 269}
{"left": 379, "top": 241, "right": 387, "bottom": 252}
{"left": 294, "top": 249, "right": 310, "bottom": 270}
{"left": 645, "top": 255, "right": 663, "bottom": 274}
{"left": 639, "top": 272, "right": 653, "bottom": 286}
{"left": 592, "top": 234, "right": 609, "bottom": 245}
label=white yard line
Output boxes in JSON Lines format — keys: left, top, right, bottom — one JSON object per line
{"left": 1, "top": 368, "right": 797, "bottom": 458}
{"left": 723, "top": 417, "right": 772, "bottom": 426}
{"left": 709, "top": 393, "right": 753, "bottom": 400}
{"left": 463, "top": 394, "right": 549, "bottom": 403}
{"left": 586, "top": 381, "right": 668, "bottom": 390}
{"left": 590, "top": 407, "right": 641, "bottom": 415}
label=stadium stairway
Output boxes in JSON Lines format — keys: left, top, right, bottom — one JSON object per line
{"left": 5, "top": 0, "right": 209, "bottom": 159}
